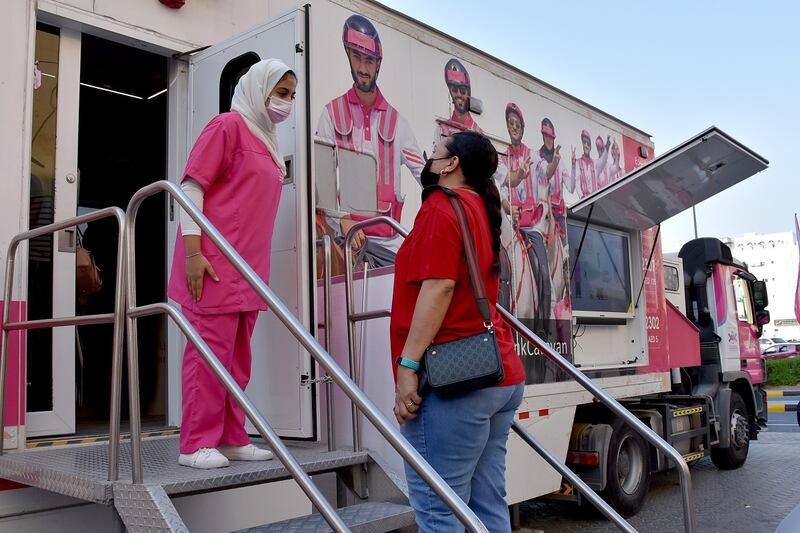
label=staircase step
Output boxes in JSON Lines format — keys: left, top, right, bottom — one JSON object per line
{"left": 236, "top": 502, "right": 416, "bottom": 533}
{"left": 0, "top": 436, "right": 370, "bottom": 504}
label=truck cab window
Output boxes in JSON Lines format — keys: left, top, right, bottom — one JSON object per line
{"left": 664, "top": 265, "right": 680, "bottom": 292}
{"left": 732, "top": 276, "right": 754, "bottom": 324}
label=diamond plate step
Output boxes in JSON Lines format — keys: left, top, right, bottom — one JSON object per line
{"left": 235, "top": 501, "right": 416, "bottom": 533}
{"left": 0, "top": 436, "right": 369, "bottom": 504}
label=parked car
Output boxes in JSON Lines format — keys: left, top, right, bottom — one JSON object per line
{"left": 761, "top": 337, "right": 788, "bottom": 351}
{"left": 762, "top": 343, "right": 800, "bottom": 359}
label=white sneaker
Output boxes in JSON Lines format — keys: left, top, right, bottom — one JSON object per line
{"left": 178, "top": 447, "right": 230, "bottom": 469}
{"left": 218, "top": 444, "right": 274, "bottom": 461}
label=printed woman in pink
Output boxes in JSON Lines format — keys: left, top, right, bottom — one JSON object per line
{"left": 167, "top": 59, "right": 297, "bottom": 469}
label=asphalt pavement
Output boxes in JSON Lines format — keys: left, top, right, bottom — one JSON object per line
{"left": 519, "top": 395, "right": 800, "bottom": 532}
{"left": 767, "top": 395, "right": 800, "bottom": 433}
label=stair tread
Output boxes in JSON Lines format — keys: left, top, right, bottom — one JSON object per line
{"left": 236, "top": 501, "right": 415, "bottom": 532}
{"left": 0, "top": 436, "right": 370, "bottom": 503}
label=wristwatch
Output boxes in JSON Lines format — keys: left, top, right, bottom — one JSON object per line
{"left": 396, "top": 356, "right": 420, "bottom": 372}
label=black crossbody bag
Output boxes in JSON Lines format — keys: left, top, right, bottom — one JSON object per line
{"left": 418, "top": 186, "right": 504, "bottom": 396}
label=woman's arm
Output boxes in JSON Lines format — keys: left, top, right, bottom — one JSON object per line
{"left": 180, "top": 178, "right": 219, "bottom": 302}
{"left": 394, "top": 278, "right": 455, "bottom": 426}
{"left": 400, "top": 278, "right": 456, "bottom": 362}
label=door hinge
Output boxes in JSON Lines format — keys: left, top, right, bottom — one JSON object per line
{"left": 300, "top": 373, "right": 333, "bottom": 387}
{"left": 295, "top": 42, "right": 304, "bottom": 54}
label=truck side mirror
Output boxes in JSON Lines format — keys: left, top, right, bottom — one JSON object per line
{"left": 756, "top": 310, "right": 770, "bottom": 326}
{"left": 752, "top": 280, "right": 769, "bottom": 311}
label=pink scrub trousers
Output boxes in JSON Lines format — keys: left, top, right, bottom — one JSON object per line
{"left": 179, "top": 307, "right": 258, "bottom": 454}
{"left": 167, "top": 112, "right": 283, "bottom": 455}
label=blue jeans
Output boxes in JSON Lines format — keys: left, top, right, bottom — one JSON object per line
{"left": 401, "top": 383, "right": 524, "bottom": 532}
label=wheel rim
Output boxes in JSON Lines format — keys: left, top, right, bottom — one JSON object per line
{"left": 730, "top": 409, "right": 749, "bottom": 450}
{"left": 617, "top": 435, "right": 644, "bottom": 495}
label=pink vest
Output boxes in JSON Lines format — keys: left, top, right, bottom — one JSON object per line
{"left": 578, "top": 155, "right": 596, "bottom": 197}
{"left": 506, "top": 144, "right": 542, "bottom": 228}
{"left": 326, "top": 94, "right": 400, "bottom": 238}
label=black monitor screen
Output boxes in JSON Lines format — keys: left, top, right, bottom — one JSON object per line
{"left": 568, "top": 223, "right": 632, "bottom": 314}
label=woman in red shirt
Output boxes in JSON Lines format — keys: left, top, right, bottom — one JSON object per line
{"left": 390, "top": 131, "right": 525, "bottom": 532}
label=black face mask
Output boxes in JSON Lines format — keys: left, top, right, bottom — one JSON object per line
{"left": 420, "top": 158, "right": 439, "bottom": 189}
{"left": 420, "top": 155, "right": 452, "bottom": 190}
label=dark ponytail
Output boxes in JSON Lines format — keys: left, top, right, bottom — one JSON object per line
{"left": 445, "top": 132, "right": 502, "bottom": 274}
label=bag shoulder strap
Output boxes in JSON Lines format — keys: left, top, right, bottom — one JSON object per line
{"left": 425, "top": 185, "right": 493, "bottom": 327}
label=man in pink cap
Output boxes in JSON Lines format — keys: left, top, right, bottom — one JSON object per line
{"left": 595, "top": 135, "right": 611, "bottom": 189}
{"left": 571, "top": 129, "right": 596, "bottom": 197}
{"left": 571, "top": 130, "right": 611, "bottom": 198}
{"left": 534, "top": 118, "right": 571, "bottom": 325}
{"left": 316, "top": 14, "right": 424, "bottom": 266}
{"left": 498, "top": 102, "right": 552, "bottom": 338}
{"left": 434, "top": 58, "right": 483, "bottom": 149}
{"left": 609, "top": 140, "right": 624, "bottom": 182}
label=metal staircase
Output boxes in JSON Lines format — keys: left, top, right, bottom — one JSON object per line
{"left": 0, "top": 181, "right": 699, "bottom": 532}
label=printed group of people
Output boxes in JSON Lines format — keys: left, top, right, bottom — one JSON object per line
{"left": 168, "top": 12, "right": 629, "bottom": 532}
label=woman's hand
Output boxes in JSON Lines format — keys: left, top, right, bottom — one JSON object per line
{"left": 394, "top": 366, "right": 422, "bottom": 427}
{"left": 186, "top": 254, "right": 219, "bottom": 302}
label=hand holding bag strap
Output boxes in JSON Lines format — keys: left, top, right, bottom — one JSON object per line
{"left": 425, "top": 185, "right": 493, "bottom": 327}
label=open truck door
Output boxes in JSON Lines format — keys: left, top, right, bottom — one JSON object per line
{"left": 176, "top": 9, "right": 315, "bottom": 438}
{"left": 570, "top": 126, "right": 769, "bottom": 231}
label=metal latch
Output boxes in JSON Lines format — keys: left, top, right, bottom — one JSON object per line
{"left": 300, "top": 374, "right": 333, "bottom": 387}
{"left": 58, "top": 229, "right": 76, "bottom": 253}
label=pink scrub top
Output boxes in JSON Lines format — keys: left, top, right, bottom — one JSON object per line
{"left": 167, "top": 112, "right": 283, "bottom": 315}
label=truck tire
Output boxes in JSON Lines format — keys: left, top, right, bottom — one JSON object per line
{"left": 711, "top": 391, "right": 750, "bottom": 470}
{"left": 601, "top": 421, "right": 650, "bottom": 518}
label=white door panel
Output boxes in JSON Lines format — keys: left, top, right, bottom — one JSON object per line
{"left": 27, "top": 28, "right": 81, "bottom": 437}
{"left": 185, "top": 11, "right": 313, "bottom": 438}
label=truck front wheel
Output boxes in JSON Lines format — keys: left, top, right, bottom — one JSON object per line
{"left": 601, "top": 421, "right": 650, "bottom": 517}
{"left": 711, "top": 391, "right": 750, "bottom": 470}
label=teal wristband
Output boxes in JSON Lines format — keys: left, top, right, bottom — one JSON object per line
{"left": 396, "top": 356, "right": 420, "bottom": 372}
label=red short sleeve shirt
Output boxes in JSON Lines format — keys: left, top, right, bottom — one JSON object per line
{"left": 389, "top": 189, "right": 525, "bottom": 386}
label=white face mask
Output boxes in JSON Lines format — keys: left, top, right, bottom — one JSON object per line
{"left": 266, "top": 96, "right": 293, "bottom": 123}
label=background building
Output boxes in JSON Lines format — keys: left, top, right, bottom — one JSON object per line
{"left": 725, "top": 230, "right": 800, "bottom": 341}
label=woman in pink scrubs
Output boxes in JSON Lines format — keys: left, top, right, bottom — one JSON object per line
{"left": 167, "top": 59, "right": 296, "bottom": 469}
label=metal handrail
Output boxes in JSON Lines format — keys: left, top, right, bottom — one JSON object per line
{"left": 340, "top": 216, "right": 697, "bottom": 533}
{"left": 343, "top": 216, "right": 406, "bottom": 453}
{"left": 510, "top": 422, "right": 635, "bottom": 533}
{"left": 317, "top": 236, "right": 336, "bottom": 451}
{"left": 499, "top": 307, "right": 696, "bottom": 533}
{"left": 0, "top": 207, "right": 127, "bottom": 483}
{"left": 124, "top": 181, "right": 487, "bottom": 533}
{"left": 129, "top": 302, "right": 350, "bottom": 532}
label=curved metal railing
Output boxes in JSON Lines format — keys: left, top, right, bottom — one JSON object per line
{"left": 0, "top": 207, "right": 128, "bottom": 482}
{"left": 340, "top": 216, "right": 696, "bottom": 533}
{"left": 124, "top": 181, "right": 488, "bottom": 533}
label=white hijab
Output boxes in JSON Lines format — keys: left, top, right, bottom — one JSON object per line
{"left": 231, "top": 58, "right": 292, "bottom": 176}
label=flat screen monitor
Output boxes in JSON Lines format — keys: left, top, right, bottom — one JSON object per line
{"left": 568, "top": 222, "right": 633, "bottom": 318}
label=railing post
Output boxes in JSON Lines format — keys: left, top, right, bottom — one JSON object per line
{"left": 321, "top": 236, "right": 336, "bottom": 452}
{"left": 107, "top": 210, "right": 127, "bottom": 482}
{"left": 125, "top": 198, "right": 144, "bottom": 484}
{"left": 499, "top": 306, "right": 696, "bottom": 533}
{"left": 0, "top": 208, "right": 126, "bottom": 463}
{"left": 0, "top": 244, "right": 18, "bottom": 456}
{"left": 125, "top": 184, "right": 487, "bottom": 532}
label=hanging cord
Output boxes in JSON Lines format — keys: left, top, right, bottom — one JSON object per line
{"left": 634, "top": 224, "right": 661, "bottom": 309}
{"left": 570, "top": 204, "right": 594, "bottom": 276}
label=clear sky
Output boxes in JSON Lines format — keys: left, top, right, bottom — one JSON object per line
{"left": 379, "top": 0, "right": 799, "bottom": 252}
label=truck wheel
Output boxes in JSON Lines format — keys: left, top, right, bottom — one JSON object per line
{"left": 601, "top": 421, "right": 650, "bottom": 518}
{"left": 711, "top": 391, "right": 750, "bottom": 470}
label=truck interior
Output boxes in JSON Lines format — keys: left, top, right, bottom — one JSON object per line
{"left": 27, "top": 26, "right": 170, "bottom": 438}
